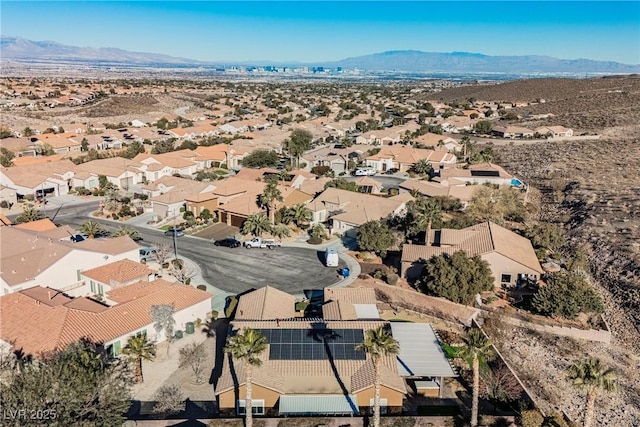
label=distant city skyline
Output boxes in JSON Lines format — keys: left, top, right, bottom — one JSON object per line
{"left": 2, "top": 1, "right": 639, "bottom": 65}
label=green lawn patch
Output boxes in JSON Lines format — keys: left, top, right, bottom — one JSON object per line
{"left": 442, "top": 343, "right": 461, "bottom": 359}
{"left": 160, "top": 224, "right": 172, "bottom": 231}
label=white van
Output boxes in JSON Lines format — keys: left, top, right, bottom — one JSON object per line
{"left": 325, "top": 247, "right": 339, "bottom": 267}
{"left": 354, "top": 167, "right": 376, "bottom": 176}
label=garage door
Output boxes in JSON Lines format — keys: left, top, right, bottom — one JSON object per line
{"left": 230, "top": 214, "right": 244, "bottom": 228}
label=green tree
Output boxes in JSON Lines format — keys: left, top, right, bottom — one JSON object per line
{"left": 355, "top": 326, "right": 400, "bottom": 427}
{"left": 525, "top": 222, "right": 565, "bottom": 257}
{"left": 151, "top": 139, "right": 177, "bottom": 154}
{"left": 474, "top": 120, "right": 493, "bottom": 135}
{"left": 79, "top": 220, "right": 107, "bottom": 238}
{"left": 241, "top": 213, "right": 273, "bottom": 237}
{"left": 418, "top": 251, "right": 495, "bottom": 305}
{"left": 80, "top": 137, "right": 89, "bottom": 152}
{"left": 284, "top": 128, "right": 313, "bottom": 168}
{"left": 121, "top": 140, "right": 145, "bottom": 159}
{"left": 225, "top": 328, "right": 268, "bottom": 427}
{"left": 357, "top": 220, "right": 395, "bottom": 256}
{"left": 458, "top": 329, "right": 496, "bottom": 427}
{"left": 22, "top": 127, "right": 34, "bottom": 137}
{"left": 531, "top": 271, "right": 604, "bottom": 319}
{"left": 258, "top": 182, "right": 283, "bottom": 223}
{"left": 111, "top": 226, "right": 141, "bottom": 241}
{"left": 122, "top": 334, "right": 156, "bottom": 383}
{"left": 466, "top": 186, "right": 524, "bottom": 224}
{"left": 15, "top": 204, "right": 45, "bottom": 223}
{"left": 405, "top": 196, "right": 443, "bottom": 240}
{"left": 410, "top": 159, "right": 433, "bottom": 176}
{"left": 150, "top": 304, "right": 176, "bottom": 356}
{"left": 199, "top": 208, "right": 213, "bottom": 222}
{"left": 241, "top": 149, "right": 279, "bottom": 168}
{"left": 282, "top": 204, "right": 312, "bottom": 228}
{"left": 565, "top": 357, "right": 617, "bottom": 427}
{"left": 271, "top": 223, "right": 292, "bottom": 239}
{"left": 324, "top": 178, "right": 360, "bottom": 192}
{"left": 0, "top": 147, "right": 15, "bottom": 167}
{"left": 0, "top": 341, "right": 133, "bottom": 426}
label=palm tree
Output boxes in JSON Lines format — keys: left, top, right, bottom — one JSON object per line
{"left": 111, "top": 226, "right": 141, "bottom": 241}
{"left": 271, "top": 223, "right": 291, "bottom": 239}
{"left": 122, "top": 334, "right": 156, "bottom": 383}
{"left": 225, "top": 328, "right": 268, "bottom": 427}
{"left": 566, "top": 357, "right": 617, "bottom": 427}
{"left": 410, "top": 158, "right": 433, "bottom": 176}
{"left": 458, "top": 329, "right": 495, "bottom": 427}
{"left": 406, "top": 196, "right": 442, "bottom": 241}
{"left": 242, "top": 213, "right": 273, "bottom": 237}
{"left": 79, "top": 220, "right": 106, "bottom": 238}
{"left": 258, "top": 182, "right": 283, "bottom": 223}
{"left": 288, "top": 203, "right": 313, "bottom": 228}
{"left": 356, "top": 326, "right": 399, "bottom": 427}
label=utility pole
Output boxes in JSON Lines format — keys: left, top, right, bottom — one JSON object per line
{"left": 172, "top": 209, "right": 178, "bottom": 259}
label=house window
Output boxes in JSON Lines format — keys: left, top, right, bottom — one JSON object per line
{"left": 501, "top": 274, "right": 512, "bottom": 283}
{"left": 369, "top": 398, "right": 388, "bottom": 415}
{"left": 237, "top": 399, "right": 264, "bottom": 415}
{"left": 90, "top": 281, "right": 96, "bottom": 293}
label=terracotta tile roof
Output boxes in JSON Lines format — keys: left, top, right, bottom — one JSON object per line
{"left": 399, "top": 179, "right": 477, "bottom": 202}
{"left": 439, "top": 163, "right": 512, "bottom": 180}
{"left": 106, "top": 278, "right": 174, "bottom": 303}
{"left": 312, "top": 188, "right": 406, "bottom": 227}
{"left": 324, "top": 287, "right": 377, "bottom": 305}
{"left": 367, "top": 145, "right": 456, "bottom": 165}
{"left": 81, "top": 259, "right": 155, "bottom": 286}
{"left": 322, "top": 299, "right": 357, "bottom": 320}
{"left": 235, "top": 286, "right": 297, "bottom": 320}
{"left": 401, "top": 221, "right": 542, "bottom": 273}
{"left": 14, "top": 218, "right": 58, "bottom": 231}
{"left": 216, "top": 319, "right": 405, "bottom": 396}
{"left": 72, "top": 235, "right": 140, "bottom": 255}
{"left": 0, "top": 281, "right": 212, "bottom": 356}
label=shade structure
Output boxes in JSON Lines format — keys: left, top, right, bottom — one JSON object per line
{"left": 390, "top": 323, "right": 456, "bottom": 377}
{"left": 279, "top": 394, "right": 359, "bottom": 415}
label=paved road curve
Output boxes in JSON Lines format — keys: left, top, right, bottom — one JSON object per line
{"left": 40, "top": 202, "right": 346, "bottom": 295}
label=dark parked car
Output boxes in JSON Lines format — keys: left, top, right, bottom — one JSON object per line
{"left": 213, "top": 237, "right": 242, "bottom": 248}
{"left": 164, "top": 228, "right": 185, "bottom": 237}
{"left": 384, "top": 168, "right": 399, "bottom": 175}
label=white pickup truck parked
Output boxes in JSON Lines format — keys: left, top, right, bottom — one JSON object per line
{"left": 243, "top": 237, "right": 282, "bottom": 249}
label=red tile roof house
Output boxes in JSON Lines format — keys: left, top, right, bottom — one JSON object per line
{"left": 365, "top": 145, "right": 457, "bottom": 173}
{"left": 74, "top": 157, "right": 145, "bottom": 190}
{"left": 0, "top": 280, "right": 213, "bottom": 358}
{"left": 401, "top": 221, "right": 543, "bottom": 289}
{"left": 80, "top": 259, "right": 156, "bottom": 298}
{"left": 0, "top": 226, "right": 140, "bottom": 296}
{"left": 215, "top": 286, "right": 455, "bottom": 416}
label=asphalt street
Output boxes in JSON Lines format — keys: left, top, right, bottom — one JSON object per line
{"left": 29, "top": 202, "right": 346, "bottom": 295}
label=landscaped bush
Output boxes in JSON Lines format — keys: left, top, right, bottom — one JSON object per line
{"left": 210, "top": 310, "right": 218, "bottom": 320}
{"left": 307, "top": 236, "right": 322, "bottom": 245}
{"left": 197, "top": 285, "right": 207, "bottom": 291}
{"left": 520, "top": 409, "right": 544, "bottom": 427}
{"left": 224, "top": 296, "right": 238, "bottom": 318}
{"left": 386, "top": 273, "right": 399, "bottom": 286}
{"left": 0, "top": 201, "right": 8, "bottom": 209}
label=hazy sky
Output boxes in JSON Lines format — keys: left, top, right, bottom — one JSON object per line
{"left": 2, "top": 1, "right": 639, "bottom": 64}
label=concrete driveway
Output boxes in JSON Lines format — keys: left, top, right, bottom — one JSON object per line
{"left": 192, "top": 223, "right": 239, "bottom": 241}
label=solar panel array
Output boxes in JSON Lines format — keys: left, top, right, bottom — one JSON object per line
{"left": 257, "top": 328, "right": 366, "bottom": 361}
{"left": 470, "top": 170, "right": 500, "bottom": 177}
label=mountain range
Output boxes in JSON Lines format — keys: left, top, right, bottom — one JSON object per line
{"left": 2, "top": 36, "right": 639, "bottom": 74}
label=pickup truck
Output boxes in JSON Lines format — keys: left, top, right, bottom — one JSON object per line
{"left": 243, "top": 237, "right": 282, "bottom": 249}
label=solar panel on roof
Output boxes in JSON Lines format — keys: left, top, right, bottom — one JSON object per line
{"left": 260, "top": 328, "right": 366, "bottom": 361}
{"left": 470, "top": 170, "right": 500, "bottom": 177}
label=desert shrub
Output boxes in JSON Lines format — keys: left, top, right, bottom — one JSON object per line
{"left": 111, "top": 213, "right": 119, "bottom": 220}
{"left": 197, "top": 285, "right": 207, "bottom": 291}
{"left": 386, "top": 273, "right": 399, "bottom": 286}
{"left": 520, "top": 410, "right": 544, "bottom": 427}
{"left": 224, "top": 296, "right": 238, "bottom": 318}
{"left": 310, "top": 165, "right": 331, "bottom": 176}
{"left": 531, "top": 271, "right": 604, "bottom": 319}
{"left": 0, "top": 201, "right": 8, "bottom": 208}
{"left": 210, "top": 310, "right": 218, "bottom": 320}
{"left": 307, "top": 236, "right": 322, "bottom": 245}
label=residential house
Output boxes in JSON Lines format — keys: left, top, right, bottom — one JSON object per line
{"left": 168, "top": 124, "right": 218, "bottom": 140}
{"left": 492, "top": 126, "right": 535, "bottom": 139}
{"left": 74, "top": 158, "right": 144, "bottom": 190}
{"left": 80, "top": 259, "right": 156, "bottom": 297}
{"left": 436, "top": 163, "right": 523, "bottom": 187}
{"left": 354, "top": 176, "right": 384, "bottom": 194}
{"left": 0, "top": 159, "right": 76, "bottom": 198}
{"left": 535, "top": 126, "right": 574, "bottom": 138}
{"left": 355, "top": 129, "right": 401, "bottom": 146}
{"left": 0, "top": 280, "right": 212, "bottom": 357}
{"left": 302, "top": 144, "right": 375, "bottom": 175}
{"left": 134, "top": 149, "right": 208, "bottom": 179}
{"left": 398, "top": 179, "right": 477, "bottom": 207}
{"left": 140, "top": 176, "right": 217, "bottom": 218}
{"left": 0, "top": 225, "right": 140, "bottom": 296}
{"left": 308, "top": 188, "right": 411, "bottom": 236}
{"left": 412, "top": 133, "right": 461, "bottom": 152}
{"left": 215, "top": 286, "right": 455, "bottom": 416}
{"left": 401, "top": 221, "right": 543, "bottom": 289}
{"left": 35, "top": 133, "right": 82, "bottom": 154}
{"left": 365, "top": 145, "right": 457, "bottom": 173}
{"left": 195, "top": 144, "right": 248, "bottom": 169}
